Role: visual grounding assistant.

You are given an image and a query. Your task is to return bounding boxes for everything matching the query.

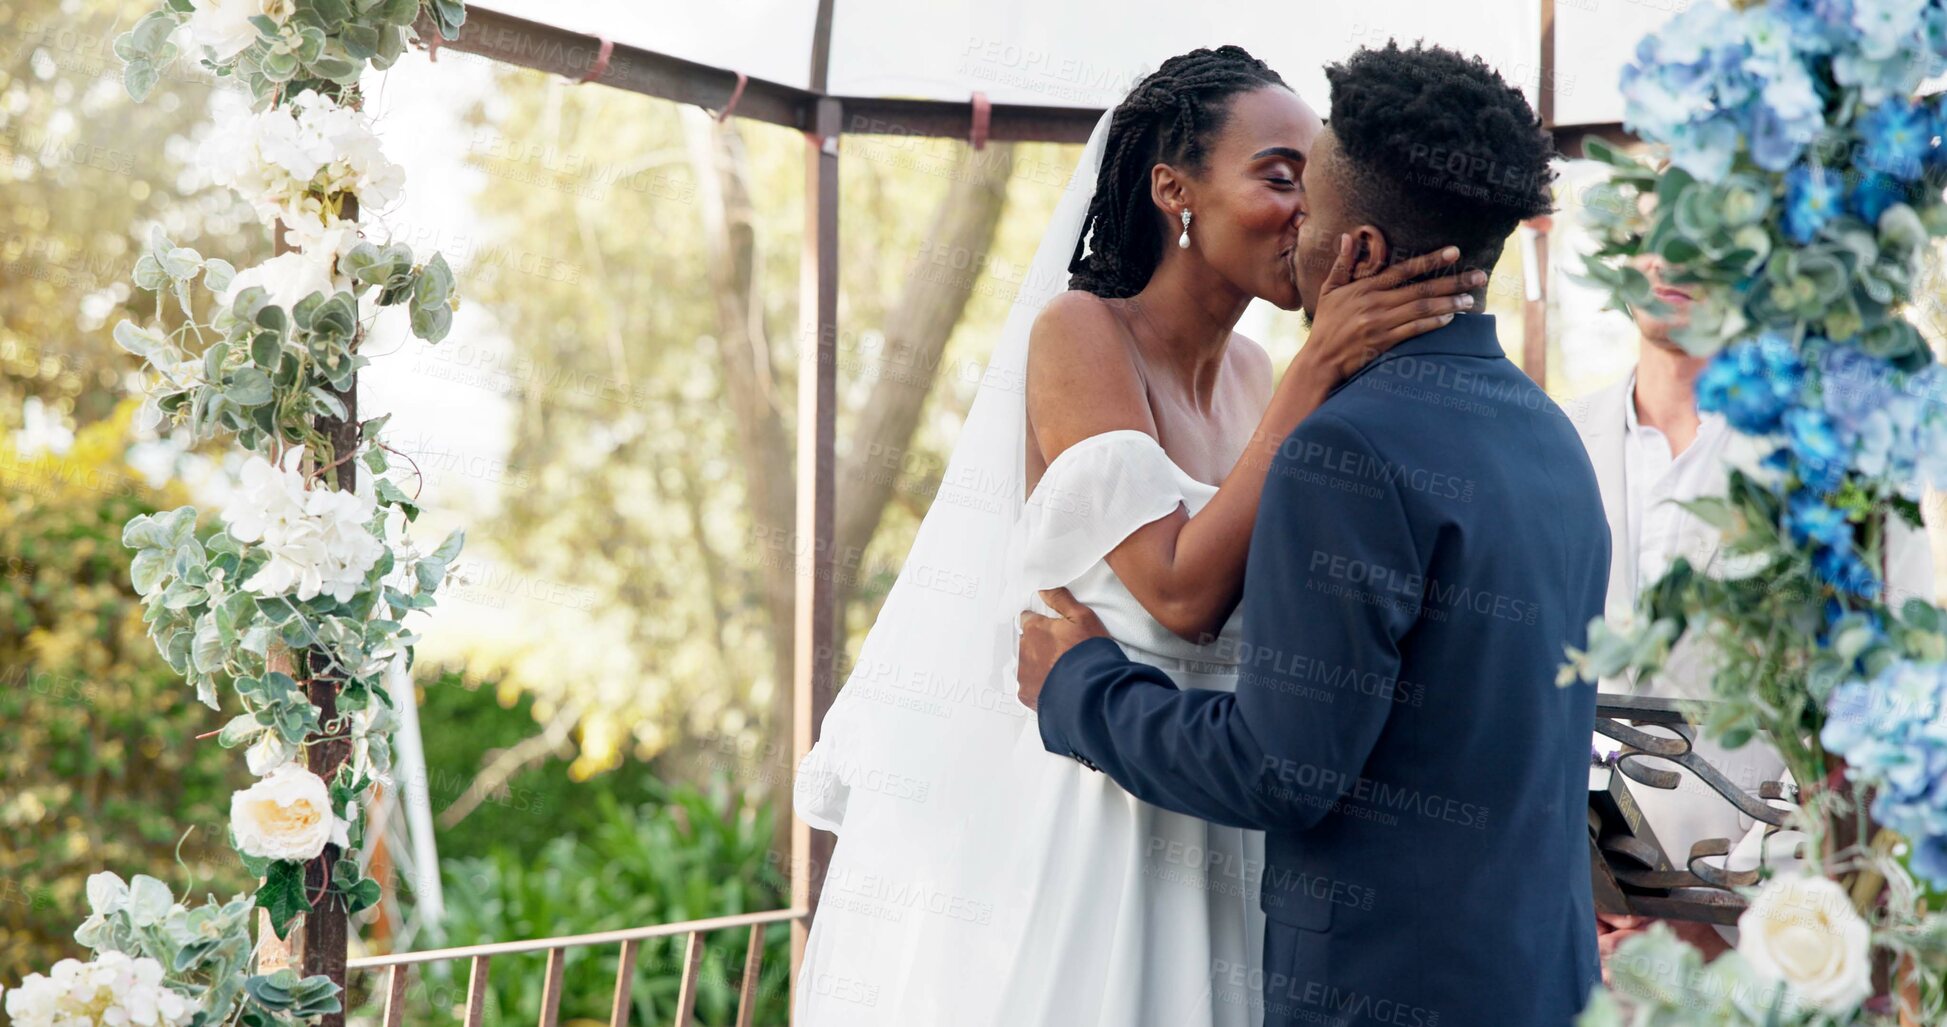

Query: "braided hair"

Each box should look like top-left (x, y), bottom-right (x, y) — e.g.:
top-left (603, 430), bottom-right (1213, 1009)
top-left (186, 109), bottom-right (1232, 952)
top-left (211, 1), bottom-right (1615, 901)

top-left (1068, 46), bottom-right (1288, 299)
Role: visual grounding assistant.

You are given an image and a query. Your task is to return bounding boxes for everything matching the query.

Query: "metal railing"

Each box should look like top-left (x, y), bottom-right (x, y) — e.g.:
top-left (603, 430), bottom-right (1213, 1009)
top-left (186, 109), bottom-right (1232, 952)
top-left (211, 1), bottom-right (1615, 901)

top-left (345, 908), bottom-right (805, 1027)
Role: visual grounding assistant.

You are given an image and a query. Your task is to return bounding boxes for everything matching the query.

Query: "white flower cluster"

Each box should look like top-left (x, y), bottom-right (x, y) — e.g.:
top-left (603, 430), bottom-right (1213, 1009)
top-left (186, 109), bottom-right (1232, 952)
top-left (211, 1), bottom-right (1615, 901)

top-left (0, 952), bottom-right (195, 1027)
top-left (201, 89), bottom-right (404, 251)
top-left (221, 447), bottom-right (385, 603)
top-left (231, 763), bottom-right (351, 859)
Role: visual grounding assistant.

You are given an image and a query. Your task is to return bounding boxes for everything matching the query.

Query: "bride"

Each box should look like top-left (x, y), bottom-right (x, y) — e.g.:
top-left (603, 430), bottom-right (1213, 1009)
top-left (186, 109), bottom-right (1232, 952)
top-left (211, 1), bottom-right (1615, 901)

top-left (793, 45), bottom-right (1478, 1026)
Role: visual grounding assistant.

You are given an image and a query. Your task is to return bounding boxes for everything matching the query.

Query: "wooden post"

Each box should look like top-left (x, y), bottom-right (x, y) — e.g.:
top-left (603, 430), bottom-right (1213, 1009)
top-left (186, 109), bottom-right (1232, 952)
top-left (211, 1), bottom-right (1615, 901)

top-left (1525, 0), bottom-right (1556, 387)
top-left (788, 94), bottom-right (841, 1012)
top-left (264, 202), bottom-right (356, 1026)
top-left (1522, 226), bottom-right (1549, 386)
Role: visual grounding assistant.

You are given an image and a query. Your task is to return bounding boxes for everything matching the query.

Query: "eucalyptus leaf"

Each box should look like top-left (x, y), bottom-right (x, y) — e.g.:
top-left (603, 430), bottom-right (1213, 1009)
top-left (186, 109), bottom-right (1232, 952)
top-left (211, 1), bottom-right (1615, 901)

top-left (224, 367), bottom-right (275, 407)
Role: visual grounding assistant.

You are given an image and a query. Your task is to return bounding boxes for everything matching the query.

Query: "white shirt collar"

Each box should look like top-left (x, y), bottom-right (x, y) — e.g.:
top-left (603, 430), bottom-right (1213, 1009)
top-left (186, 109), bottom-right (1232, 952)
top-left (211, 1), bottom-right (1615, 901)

top-left (1623, 368), bottom-right (1725, 443)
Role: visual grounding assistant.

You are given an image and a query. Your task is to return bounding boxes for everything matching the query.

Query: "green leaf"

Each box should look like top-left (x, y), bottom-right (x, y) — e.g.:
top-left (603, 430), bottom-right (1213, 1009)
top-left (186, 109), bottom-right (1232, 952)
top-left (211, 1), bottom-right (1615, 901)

top-left (360, 412), bottom-right (393, 441)
top-left (130, 549), bottom-right (169, 594)
top-left (132, 253), bottom-right (167, 290)
top-left (217, 714), bottom-right (262, 748)
top-left (127, 874), bottom-right (175, 926)
top-left (224, 367), bottom-right (275, 407)
top-left (113, 319), bottom-right (165, 358)
top-left (255, 861), bottom-right (311, 939)
top-left (250, 332), bottom-right (283, 373)
top-left (412, 254), bottom-right (454, 309)
top-left (374, 478), bottom-right (419, 522)
top-left (123, 60), bottom-right (161, 102)
top-left (262, 49), bottom-right (299, 81)
top-left (203, 257), bottom-right (237, 293)
top-left (312, 54), bottom-right (361, 82)
top-left (308, 386), bottom-right (348, 421)
top-left (192, 618), bottom-right (226, 674)
top-left (429, 527), bottom-right (465, 566)
top-left (343, 877), bottom-right (381, 914)
top-left (340, 23), bottom-right (381, 59)
top-left (161, 246), bottom-right (202, 280)
top-left (410, 301), bottom-right (452, 342)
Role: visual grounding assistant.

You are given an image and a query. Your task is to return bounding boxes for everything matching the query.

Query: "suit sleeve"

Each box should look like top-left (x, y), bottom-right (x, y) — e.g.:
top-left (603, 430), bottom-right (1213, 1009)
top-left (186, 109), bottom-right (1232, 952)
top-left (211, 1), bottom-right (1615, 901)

top-left (1036, 412), bottom-right (1426, 831)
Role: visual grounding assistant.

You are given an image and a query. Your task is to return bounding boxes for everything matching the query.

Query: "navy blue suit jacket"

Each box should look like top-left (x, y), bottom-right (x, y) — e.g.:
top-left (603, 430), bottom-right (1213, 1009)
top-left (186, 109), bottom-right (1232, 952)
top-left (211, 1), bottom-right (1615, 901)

top-left (1038, 314), bottom-right (1608, 1027)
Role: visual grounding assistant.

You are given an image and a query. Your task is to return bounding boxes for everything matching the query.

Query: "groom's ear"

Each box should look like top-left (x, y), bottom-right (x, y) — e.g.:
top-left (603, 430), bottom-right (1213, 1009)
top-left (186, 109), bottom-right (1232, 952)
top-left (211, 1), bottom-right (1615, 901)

top-left (1349, 225), bottom-right (1390, 281)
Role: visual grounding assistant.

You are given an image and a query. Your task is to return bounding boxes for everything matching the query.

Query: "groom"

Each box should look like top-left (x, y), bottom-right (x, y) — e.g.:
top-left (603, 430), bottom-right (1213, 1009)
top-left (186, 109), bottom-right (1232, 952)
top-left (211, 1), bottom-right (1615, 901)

top-left (1018, 43), bottom-right (1607, 1027)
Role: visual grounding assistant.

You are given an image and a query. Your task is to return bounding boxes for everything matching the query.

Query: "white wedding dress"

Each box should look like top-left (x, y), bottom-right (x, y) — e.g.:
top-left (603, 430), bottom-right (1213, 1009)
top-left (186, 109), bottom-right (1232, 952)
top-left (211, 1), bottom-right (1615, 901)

top-left (796, 430), bottom-right (1264, 1026)
top-left (791, 109), bottom-right (1264, 1026)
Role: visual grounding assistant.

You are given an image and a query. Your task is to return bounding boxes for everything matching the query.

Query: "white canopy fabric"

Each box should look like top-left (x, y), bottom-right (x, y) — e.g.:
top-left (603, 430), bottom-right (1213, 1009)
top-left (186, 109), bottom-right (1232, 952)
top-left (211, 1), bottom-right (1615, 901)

top-left (478, 0), bottom-right (1658, 126)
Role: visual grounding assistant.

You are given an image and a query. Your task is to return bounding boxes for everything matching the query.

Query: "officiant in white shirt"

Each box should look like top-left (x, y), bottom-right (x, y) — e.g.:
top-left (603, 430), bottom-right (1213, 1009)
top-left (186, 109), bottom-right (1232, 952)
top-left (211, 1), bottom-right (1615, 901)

top-left (1564, 248), bottom-right (1937, 965)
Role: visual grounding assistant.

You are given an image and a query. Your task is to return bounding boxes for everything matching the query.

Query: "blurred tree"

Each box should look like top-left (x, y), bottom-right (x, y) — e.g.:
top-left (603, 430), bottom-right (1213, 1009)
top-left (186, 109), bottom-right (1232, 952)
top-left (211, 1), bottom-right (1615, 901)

top-left (440, 73), bottom-right (1074, 831)
top-left (0, 0), bottom-right (254, 434)
top-left (0, 403), bottom-right (251, 972)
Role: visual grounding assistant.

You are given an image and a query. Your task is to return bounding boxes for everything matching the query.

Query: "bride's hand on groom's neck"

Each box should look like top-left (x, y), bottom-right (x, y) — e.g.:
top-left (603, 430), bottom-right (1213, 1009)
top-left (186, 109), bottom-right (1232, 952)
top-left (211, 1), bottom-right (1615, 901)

top-left (1293, 233), bottom-right (1481, 384)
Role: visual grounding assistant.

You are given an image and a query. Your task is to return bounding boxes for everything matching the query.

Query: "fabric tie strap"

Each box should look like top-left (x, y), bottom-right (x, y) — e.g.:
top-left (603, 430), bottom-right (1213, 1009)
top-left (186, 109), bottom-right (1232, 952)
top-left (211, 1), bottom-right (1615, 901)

top-left (717, 71), bottom-right (748, 123)
top-left (970, 90), bottom-right (991, 150)
top-left (578, 36), bottom-right (614, 84)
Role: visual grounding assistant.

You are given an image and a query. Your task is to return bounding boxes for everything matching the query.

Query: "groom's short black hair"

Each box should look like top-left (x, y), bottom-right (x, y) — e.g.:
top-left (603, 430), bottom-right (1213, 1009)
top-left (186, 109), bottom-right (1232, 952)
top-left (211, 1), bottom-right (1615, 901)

top-left (1325, 41), bottom-right (1556, 270)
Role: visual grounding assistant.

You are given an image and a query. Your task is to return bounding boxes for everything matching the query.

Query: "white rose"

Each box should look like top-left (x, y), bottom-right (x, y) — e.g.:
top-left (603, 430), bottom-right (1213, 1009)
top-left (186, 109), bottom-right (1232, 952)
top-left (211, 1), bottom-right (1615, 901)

top-left (221, 250), bottom-right (337, 314)
top-left (230, 763), bottom-right (349, 861)
top-left (186, 0), bottom-right (262, 61)
top-left (1736, 873), bottom-right (1874, 1014)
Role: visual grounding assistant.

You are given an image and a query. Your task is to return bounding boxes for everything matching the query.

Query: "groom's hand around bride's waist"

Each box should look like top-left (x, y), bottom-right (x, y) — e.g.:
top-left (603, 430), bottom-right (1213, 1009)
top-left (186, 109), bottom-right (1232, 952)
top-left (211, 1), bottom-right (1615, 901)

top-left (1017, 588), bottom-right (1110, 711)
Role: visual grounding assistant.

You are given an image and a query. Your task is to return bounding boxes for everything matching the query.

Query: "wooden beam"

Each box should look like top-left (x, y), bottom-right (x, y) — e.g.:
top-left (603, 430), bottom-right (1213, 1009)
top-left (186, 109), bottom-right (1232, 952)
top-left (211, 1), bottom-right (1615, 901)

top-left (788, 95), bottom-right (841, 1010)
top-left (840, 97), bottom-right (1102, 145)
top-left (415, 6), bottom-right (812, 131)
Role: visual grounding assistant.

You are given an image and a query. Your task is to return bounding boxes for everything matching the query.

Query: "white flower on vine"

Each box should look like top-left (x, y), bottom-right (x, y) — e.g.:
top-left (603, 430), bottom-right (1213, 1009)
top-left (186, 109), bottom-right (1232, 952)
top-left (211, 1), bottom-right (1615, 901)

top-left (202, 89), bottom-right (404, 243)
top-left (230, 763), bottom-right (349, 861)
top-left (245, 731), bottom-right (302, 776)
top-left (221, 447), bottom-right (384, 603)
top-left (1, 951), bottom-right (195, 1027)
top-left (185, 0), bottom-right (293, 62)
top-left (221, 249), bottom-right (337, 315)
top-left (1736, 873), bottom-right (1873, 1014)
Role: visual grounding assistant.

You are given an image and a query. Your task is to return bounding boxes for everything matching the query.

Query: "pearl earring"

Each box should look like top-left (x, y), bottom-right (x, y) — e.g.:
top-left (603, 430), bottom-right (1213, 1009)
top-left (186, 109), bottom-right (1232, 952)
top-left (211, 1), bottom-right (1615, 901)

top-left (1178, 209), bottom-right (1192, 249)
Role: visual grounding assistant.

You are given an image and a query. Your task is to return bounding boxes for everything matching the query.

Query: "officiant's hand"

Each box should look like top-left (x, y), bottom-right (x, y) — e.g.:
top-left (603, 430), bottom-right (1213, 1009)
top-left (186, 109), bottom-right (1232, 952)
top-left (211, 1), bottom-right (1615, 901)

top-left (1017, 588), bottom-right (1109, 710)
top-left (1595, 913), bottom-right (1730, 985)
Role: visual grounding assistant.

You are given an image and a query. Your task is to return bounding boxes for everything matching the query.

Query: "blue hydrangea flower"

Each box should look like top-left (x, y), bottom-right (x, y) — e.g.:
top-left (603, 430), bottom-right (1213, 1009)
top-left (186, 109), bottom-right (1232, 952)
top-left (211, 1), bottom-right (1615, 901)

top-left (1848, 170), bottom-right (1904, 223)
top-left (1786, 488), bottom-right (1853, 548)
top-left (1785, 164), bottom-right (1845, 242)
top-left (1915, 834), bottom-right (1947, 889)
top-left (1775, 0), bottom-right (1851, 52)
top-left (1814, 544), bottom-right (1882, 598)
top-left (1787, 407), bottom-right (1848, 491)
top-left (1859, 99), bottom-right (1934, 180)
top-left (1839, 0), bottom-right (1947, 103)
top-left (1819, 345), bottom-right (1897, 427)
top-left (1933, 95), bottom-right (1947, 169)
top-left (1821, 659), bottom-right (1947, 890)
top-left (1698, 334), bottom-right (1805, 434)
top-left (1619, 5), bottom-right (1755, 182)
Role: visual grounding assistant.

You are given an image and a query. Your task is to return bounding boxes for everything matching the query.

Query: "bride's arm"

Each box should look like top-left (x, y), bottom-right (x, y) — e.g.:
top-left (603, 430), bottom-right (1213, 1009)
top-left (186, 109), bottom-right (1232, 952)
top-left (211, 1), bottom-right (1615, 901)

top-left (1028, 239), bottom-right (1480, 642)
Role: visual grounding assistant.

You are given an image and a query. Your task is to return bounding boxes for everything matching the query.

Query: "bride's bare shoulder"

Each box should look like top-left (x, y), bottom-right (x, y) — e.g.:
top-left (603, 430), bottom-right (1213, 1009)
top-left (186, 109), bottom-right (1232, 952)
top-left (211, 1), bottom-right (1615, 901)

top-left (1028, 290), bottom-right (1138, 377)
top-left (1026, 290), bottom-right (1153, 452)
top-left (1031, 290), bottom-right (1123, 345)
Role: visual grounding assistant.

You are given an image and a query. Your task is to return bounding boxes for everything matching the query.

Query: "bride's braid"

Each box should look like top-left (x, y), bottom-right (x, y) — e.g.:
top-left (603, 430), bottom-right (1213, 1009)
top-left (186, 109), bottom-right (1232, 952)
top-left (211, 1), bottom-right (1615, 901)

top-left (1068, 46), bottom-right (1287, 299)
